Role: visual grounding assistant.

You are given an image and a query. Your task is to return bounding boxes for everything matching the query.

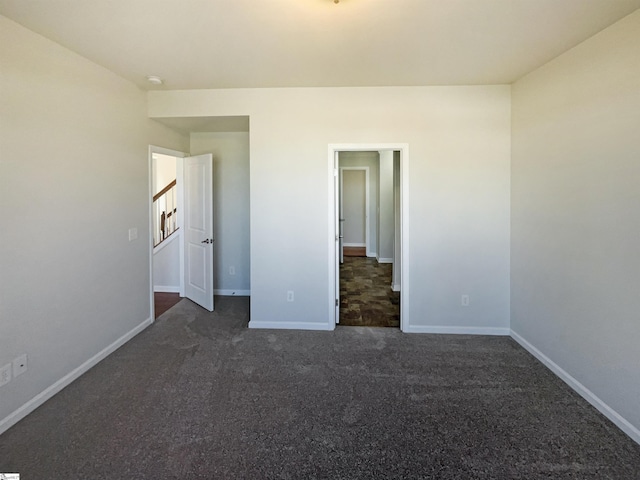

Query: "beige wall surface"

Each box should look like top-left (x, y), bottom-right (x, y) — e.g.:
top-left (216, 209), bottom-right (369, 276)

top-left (342, 169), bottom-right (367, 246)
top-left (0, 16), bottom-right (187, 430)
top-left (511, 11), bottom-right (640, 436)
top-left (149, 84), bottom-right (511, 331)
top-left (190, 132), bottom-right (251, 294)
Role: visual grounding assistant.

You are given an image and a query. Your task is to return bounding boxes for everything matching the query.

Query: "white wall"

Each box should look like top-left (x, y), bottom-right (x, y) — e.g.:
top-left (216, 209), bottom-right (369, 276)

top-left (153, 234), bottom-right (181, 292)
top-left (0, 16), bottom-right (188, 433)
top-left (149, 85), bottom-right (511, 332)
top-left (152, 153), bottom-right (177, 195)
top-left (378, 151), bottom-right (395, 262)
top-left (190, 132), bottom-right (250, 295)
top-left (339, 151), bottom-right (379, 256)
top-left (511, 10), bottom-right (640, 440)
top-left (342, 169), bottom-right (367, 246)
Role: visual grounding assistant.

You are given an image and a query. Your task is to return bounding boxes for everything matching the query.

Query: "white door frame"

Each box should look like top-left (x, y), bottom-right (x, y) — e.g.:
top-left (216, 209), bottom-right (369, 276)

top-left (339, 166), bottom-right (370, 256)
top-left (328, 143), bottom-right (410, 332)
top-left (148, 145), bottom-right (187, 321)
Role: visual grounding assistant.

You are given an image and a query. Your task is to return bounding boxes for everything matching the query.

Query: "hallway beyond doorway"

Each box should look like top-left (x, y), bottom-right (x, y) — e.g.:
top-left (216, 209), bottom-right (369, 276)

top-left (339, 257), bottom-right (399, 328)
top-left (343, 246), bottom-right (366, 257)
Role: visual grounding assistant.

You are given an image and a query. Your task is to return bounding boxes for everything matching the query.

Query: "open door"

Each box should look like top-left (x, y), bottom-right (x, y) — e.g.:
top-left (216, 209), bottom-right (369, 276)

top-left (183, 154), bottom-right (214, 311)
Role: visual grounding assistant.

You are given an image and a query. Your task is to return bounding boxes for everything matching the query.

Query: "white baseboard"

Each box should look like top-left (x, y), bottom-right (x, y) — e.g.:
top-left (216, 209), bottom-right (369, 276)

top-left (154, 285), bottom-right (180, 293)
top-left (214, 289), bottom-right (250, 296)
top-left (391, 284), bottom-right (401, 292)
top-left (0, 317), bottom-right (153, 436)
top-left (510, 330), bottom-right (640, 445)
top-left (343, 243), bottom-right (365, 247)
top-left (248, 320), bottom-right (334, 331)
top-left (404, 325), bottom-right (510, 336)
top-left (377, 258), bottom-right (393, 264)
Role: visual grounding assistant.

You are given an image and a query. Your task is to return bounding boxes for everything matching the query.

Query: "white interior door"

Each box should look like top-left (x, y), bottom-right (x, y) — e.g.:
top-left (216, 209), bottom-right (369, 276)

top-left (183, 154), bottom-right (214, 311)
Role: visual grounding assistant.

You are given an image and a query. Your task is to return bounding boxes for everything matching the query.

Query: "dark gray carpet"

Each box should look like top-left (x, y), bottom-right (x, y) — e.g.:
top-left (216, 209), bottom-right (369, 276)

top-left (1, 297), bottom-right (639, 479)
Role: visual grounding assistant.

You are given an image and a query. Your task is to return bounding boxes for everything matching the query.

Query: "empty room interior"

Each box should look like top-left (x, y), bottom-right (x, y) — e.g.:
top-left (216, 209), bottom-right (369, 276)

top-left (1, 0), bottom-right (639, 477)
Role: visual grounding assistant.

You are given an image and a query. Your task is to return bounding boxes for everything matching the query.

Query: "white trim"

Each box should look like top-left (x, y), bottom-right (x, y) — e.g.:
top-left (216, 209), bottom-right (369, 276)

top-left (248, 320), bottom-right (334, 331)
top-left (154, 285), bottom-right (180, 293)
top-left (176, 156), bottom-right (185, 297)
top-left (343, 242), bottom-right (366, 247)
top-left (400, 146), bottom-right (409, 333)
top-left (329, 143), bottom-right (410, 332)
top-left (0, 317), bottom-right (153, 436)
top-left (330, 151), bottom-right (338, 328)
top-left (391, 284), bottom-right (401, 292)
top-left (404, 325), bottom-right (510, 335)
top-left (213, 289), bottom-right (251, 296)
top-left (150, 145), bottom-right (187, 158)
top-left (377, 258), bottom-right (393, 264)
top-left (511, 330), bottom-right (640, 445)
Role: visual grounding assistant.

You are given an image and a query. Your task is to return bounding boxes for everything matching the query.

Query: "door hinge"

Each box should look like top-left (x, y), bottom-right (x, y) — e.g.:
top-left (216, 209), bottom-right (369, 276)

top-left (335, 299), bottom-right (339, 307)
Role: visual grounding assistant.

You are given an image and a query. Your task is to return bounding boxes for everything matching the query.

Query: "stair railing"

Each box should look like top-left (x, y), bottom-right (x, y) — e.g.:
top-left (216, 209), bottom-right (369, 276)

top-left (153, 179), bottom-right (178, 247)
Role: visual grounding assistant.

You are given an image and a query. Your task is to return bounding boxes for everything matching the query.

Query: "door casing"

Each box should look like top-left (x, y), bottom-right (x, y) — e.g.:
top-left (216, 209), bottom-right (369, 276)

top-left (328, 143), bottom-right (409, 332)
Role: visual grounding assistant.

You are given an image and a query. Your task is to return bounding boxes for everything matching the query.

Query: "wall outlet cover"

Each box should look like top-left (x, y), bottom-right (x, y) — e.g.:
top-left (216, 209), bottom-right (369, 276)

top-left (0, 363), bottom-right (11, 387)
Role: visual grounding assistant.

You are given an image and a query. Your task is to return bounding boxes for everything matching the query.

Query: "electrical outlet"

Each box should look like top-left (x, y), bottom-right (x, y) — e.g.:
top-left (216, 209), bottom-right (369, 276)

top-left (128, 227), bottom-right (138, 241)
top-left (287, 291), bottom-right (294, 302)
top-left (13, 354), bottom-right (27, 377)
top-left (0, 363), bottom-right (11, 387)
top-left (229, 266), bottom-right (236, 276)
top-left (461, 294), bottom-right (470, 307)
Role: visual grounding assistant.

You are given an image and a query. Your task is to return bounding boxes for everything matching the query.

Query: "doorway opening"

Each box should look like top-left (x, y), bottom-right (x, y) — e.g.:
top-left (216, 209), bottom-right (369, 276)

top-left (149, 146), bottom-right (184, 320)
top-left (148, 146), bottom-right (216, 319)
top-left (329, 145), bottom-right (409, 331)
top-left (340, 166), bottom-right (370, 258)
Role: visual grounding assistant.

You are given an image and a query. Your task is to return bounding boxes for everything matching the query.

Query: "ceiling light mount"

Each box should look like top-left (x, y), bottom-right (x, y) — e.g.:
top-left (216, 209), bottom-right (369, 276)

top-left (146, 75), bottom-right (163, 85)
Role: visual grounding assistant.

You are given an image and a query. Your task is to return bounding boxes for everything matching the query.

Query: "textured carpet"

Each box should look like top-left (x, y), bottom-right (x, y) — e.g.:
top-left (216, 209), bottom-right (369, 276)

top-left (340, 257), bottom-right (400, 327)
top-left (1, 297), bottom-right (639, 479)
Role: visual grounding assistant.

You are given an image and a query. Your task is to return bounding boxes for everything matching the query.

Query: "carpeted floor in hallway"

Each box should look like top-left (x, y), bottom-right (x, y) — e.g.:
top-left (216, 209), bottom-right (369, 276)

top-left (340, 256), bottom-right (400, 327)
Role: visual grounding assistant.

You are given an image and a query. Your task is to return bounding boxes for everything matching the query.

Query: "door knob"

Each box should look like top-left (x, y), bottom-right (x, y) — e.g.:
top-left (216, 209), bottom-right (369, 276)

top-left (201, 238), bottom-right (213, 244)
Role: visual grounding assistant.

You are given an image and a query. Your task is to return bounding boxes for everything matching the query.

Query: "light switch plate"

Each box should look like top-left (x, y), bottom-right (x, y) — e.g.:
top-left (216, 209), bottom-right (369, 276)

top-left (0, 363), bottom-right (11, 387)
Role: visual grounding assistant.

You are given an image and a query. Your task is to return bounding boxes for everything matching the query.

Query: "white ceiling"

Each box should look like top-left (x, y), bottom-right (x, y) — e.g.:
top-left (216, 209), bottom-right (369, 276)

top-left (1, 0), bottom-right (638, 90)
